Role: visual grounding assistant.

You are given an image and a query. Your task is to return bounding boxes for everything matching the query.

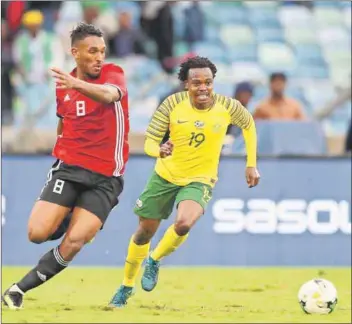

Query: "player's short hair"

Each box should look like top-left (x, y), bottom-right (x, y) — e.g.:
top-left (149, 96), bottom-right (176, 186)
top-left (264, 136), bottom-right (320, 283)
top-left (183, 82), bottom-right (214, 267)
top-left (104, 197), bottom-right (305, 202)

top-left (178, 56), bottom-right (217, 82)
top-left (270, 72), bottom-right (287, 82)
top-left (70, 23), bottom-right (103, 46)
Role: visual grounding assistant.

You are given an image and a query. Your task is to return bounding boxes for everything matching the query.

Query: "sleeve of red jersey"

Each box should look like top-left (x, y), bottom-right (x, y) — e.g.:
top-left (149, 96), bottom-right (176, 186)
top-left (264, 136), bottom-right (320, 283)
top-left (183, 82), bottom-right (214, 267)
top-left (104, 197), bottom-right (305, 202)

top-left (104, 64), bottom-right (127, 101)
top-left (56, 88), bottom-right (64, 118)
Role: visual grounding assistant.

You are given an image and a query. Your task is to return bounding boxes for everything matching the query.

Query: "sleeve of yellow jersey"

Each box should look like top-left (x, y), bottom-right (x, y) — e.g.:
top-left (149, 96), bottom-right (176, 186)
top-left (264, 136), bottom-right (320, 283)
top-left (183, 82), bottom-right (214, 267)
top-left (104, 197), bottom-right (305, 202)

top-left (228, 98), bottom-right (257, 167)
top-left (144, 97), bottom-right (172, 158)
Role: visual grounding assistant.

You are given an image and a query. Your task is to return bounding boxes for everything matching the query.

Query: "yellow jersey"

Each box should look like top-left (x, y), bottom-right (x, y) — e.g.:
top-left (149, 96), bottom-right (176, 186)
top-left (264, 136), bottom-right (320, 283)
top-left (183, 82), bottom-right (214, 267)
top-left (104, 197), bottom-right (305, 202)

top-left (146, 91), bottom-right (255, 187)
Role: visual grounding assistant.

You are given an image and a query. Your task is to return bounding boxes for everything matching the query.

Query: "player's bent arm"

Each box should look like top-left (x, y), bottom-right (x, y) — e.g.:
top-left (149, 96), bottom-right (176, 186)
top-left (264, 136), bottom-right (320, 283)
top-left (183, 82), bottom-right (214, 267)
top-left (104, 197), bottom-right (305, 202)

top-left (229, 99), bottom-right (257, 167)
top-left (143, 98), bottom-right (172, 157)
top-left (242, 120), bottom-right (257, 167)
top-left (73, 79), bottom-right (121, 104)
top-left (144, 138), bottom-right (161, 158)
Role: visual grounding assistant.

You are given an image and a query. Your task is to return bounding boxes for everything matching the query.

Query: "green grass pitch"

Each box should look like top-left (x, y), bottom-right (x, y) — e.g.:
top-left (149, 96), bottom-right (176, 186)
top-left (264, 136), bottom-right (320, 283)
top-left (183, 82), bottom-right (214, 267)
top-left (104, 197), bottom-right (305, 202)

top-left (2, 267), bottom-right (351, 323)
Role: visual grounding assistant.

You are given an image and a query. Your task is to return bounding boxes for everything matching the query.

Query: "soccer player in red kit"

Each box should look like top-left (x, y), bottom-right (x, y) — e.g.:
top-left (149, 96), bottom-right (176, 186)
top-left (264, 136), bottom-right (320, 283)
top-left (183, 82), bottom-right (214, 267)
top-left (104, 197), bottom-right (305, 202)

top-left (2, 23), bottom-right (129, 309)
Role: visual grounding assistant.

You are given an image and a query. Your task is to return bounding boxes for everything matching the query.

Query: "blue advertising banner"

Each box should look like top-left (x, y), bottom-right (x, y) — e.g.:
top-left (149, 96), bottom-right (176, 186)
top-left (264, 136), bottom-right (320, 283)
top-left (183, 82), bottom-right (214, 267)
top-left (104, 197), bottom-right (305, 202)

top-left (1, 155), bottom-right (351, 266)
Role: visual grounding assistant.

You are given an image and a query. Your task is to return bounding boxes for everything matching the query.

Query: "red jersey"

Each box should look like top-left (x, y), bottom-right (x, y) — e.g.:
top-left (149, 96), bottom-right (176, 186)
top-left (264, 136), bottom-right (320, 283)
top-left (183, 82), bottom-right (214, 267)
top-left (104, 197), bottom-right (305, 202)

top-left (53, 63), bottom-right (130, 177)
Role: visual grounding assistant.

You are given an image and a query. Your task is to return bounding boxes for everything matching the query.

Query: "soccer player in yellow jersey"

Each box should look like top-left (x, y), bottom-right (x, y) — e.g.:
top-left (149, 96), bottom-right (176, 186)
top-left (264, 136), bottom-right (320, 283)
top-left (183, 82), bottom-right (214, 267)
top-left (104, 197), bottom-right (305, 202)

top-left (109, 56), bottom-right (260, 307)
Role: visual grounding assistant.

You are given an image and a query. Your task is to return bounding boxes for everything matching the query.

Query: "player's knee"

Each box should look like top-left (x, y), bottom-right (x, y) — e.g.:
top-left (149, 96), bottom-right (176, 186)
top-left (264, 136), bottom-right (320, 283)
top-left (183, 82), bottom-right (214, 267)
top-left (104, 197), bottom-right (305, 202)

top-left (134, 228), bottom-right (154, 245)
top-left (174, 219), bottom-right (192, 236)
top-left (28, 227), bottom-right (49, 244)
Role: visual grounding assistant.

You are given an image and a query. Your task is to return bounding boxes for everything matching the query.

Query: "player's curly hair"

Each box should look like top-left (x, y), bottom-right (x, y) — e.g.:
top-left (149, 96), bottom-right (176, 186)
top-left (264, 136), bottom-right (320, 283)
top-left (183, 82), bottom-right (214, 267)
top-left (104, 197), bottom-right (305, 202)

top-left (70, 23), bottom-right (103, 46)
top-left (177, 56), bottom-right (217, 82)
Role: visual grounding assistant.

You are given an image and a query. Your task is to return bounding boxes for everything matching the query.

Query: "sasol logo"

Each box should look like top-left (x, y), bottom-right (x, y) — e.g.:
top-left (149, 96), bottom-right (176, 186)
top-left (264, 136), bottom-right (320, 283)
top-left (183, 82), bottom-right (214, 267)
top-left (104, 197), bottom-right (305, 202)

top-left (212, 199), bottom-right (351, 235)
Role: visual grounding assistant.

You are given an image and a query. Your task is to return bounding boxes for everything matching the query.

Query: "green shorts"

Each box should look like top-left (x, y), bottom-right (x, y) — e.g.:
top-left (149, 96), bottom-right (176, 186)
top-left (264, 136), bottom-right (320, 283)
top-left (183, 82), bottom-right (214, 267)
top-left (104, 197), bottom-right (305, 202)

top-left (134, 171), bottom-right (212, 220)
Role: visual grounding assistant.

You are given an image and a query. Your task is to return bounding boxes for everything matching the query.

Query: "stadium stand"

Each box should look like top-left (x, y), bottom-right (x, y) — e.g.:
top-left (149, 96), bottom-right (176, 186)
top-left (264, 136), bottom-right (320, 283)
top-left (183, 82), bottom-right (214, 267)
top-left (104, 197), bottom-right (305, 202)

top-left (2, 0), bottom-right (351, 155)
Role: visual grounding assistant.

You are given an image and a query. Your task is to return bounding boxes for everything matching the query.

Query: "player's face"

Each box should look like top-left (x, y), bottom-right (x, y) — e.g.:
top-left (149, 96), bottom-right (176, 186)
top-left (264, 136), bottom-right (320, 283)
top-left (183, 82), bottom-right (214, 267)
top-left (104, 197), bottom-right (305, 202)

top-left (270, 78), bottom-right (286, 97)
top-left (72, 36), bottom-right (106, 79)
top-left (187, 68), bottom-right (214, 108)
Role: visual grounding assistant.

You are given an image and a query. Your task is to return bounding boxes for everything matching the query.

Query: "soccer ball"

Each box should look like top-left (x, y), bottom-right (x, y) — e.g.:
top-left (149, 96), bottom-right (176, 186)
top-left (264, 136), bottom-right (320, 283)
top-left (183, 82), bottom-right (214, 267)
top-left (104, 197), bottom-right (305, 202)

top-left (298, 278), bottom-right (338, 314)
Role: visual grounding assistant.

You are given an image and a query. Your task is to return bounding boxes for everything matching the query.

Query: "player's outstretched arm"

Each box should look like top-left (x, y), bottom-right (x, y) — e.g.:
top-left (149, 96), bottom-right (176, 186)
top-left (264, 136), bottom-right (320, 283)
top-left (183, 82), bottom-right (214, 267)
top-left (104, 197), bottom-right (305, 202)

top-left (51, 67), bottom-right (121, 104)
top-left (229, 99), bottom-right (260, 187)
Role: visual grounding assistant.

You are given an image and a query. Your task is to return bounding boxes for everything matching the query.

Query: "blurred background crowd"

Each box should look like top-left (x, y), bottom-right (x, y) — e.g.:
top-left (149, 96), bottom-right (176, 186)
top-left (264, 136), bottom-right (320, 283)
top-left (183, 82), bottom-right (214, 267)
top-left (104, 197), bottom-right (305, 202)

top-left (1, 0), bottom-right (351, 155)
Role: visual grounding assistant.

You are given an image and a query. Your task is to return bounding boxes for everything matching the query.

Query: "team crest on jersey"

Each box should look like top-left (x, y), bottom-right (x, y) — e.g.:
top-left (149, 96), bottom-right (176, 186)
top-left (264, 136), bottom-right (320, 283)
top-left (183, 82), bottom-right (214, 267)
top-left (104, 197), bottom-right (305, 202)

top-left (194, 120), bottom-right (204, 128)
top-left (136, 199), bottom-right (143, 208)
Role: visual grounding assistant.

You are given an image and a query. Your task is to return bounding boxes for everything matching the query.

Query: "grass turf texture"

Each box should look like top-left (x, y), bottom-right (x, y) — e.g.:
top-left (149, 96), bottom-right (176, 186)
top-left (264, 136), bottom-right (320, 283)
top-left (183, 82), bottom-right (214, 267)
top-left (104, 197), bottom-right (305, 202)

top-left (2, 267), bottom-right (351, 323)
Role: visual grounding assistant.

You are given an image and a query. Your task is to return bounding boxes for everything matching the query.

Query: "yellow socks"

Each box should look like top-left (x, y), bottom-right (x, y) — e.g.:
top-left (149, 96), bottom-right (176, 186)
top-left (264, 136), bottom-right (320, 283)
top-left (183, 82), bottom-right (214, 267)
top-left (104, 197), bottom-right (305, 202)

top-left (151, 225), bottom-right (189, 261)
top-left (122, 226), bottom-right (189, 286)
top-left (122, 236), bottom-right (150, 287)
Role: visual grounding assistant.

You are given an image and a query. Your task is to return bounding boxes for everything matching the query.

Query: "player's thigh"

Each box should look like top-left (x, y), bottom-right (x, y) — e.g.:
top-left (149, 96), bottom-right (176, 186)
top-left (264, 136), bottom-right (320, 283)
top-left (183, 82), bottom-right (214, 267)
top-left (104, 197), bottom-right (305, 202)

top-left (134, 171), bottom-right (180, 220)
top-left (28, 201), bottom-right (71, 241)
top-left (74, 176), bottom-right (124, 226)
top-left (38, 159), bottom-right (79, 208)
top-left (29, 161), bottom-right (79, 238)
top-left (65, 207), bottom-right (102, 243)
top-left (175, 182), bottom-right (213, 225)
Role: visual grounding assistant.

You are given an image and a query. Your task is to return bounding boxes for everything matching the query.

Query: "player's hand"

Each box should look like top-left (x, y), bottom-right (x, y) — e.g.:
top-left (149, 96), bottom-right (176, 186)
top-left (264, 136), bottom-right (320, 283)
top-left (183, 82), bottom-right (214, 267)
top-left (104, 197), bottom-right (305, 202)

top-left (51, 67), bottom-right (78, 89)
top-left (245, 167), bottom-right (260, 188)
top-left (159, 140), bottom-right (173, 158)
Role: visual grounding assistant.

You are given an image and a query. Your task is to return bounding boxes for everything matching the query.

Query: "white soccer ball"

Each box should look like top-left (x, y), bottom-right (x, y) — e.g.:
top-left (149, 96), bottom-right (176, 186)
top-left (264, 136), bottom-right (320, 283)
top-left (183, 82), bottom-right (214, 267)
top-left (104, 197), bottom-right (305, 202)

top-left (298, 278), bottom-right (338, 314)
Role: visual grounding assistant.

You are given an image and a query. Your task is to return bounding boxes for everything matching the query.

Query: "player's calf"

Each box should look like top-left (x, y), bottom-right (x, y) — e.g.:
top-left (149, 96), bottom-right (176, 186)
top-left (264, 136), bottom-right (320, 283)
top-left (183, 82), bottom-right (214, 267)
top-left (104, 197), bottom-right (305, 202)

top-left (59, 235), bottom-right (86, 261)
top-left (47, 213), bottom-right (72, 241)
top-left (2, 246), bottom-right (70, 309)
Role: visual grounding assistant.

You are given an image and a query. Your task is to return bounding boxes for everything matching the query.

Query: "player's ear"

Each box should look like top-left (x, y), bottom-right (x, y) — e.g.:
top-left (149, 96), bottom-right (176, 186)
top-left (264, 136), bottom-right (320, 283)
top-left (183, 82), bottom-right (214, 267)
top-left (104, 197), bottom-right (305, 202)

top-left (71, 47), bottom-right (79, 59)
top-left (183, 81), bottom-right (188, 90)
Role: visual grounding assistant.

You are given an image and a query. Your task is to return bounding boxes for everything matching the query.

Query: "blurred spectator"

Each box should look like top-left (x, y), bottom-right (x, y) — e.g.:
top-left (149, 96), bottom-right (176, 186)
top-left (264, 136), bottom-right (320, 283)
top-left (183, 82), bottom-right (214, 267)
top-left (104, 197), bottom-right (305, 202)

top-left (184, 0), bottom-right (204, 49)
top-left (12, 10), bottom-right (64, 121)
top-left (141, 2), bottom-right (174, 74)
top-left (54, 1), bottom-right (83, 57)
top-left (81, 2), bottom-right (118, 52)
top-left (346, 120), bottom-right (352, 153)
top-left (253, 73), bottom-right (306, 121)
top-left (140, 2), bottom-right (164, 38)
top-left (1, 20), bottom-right (15, 125)
top-left (13, 10), bottom-right (64, 84)
top-left (111, 12), bottom-right (146, 58)
top-left (82, 3), bottom-right (99, 25)
top-left (234, 82), bottom-right (254, 108)
top-left (27, 1), bottom-right (62, 31)
top-left (55, 1), bottom-right (117, 57)
top-left (283, 0), bottom-right (313, 9)
top-left (28, 1), bottom-right (62, 11)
